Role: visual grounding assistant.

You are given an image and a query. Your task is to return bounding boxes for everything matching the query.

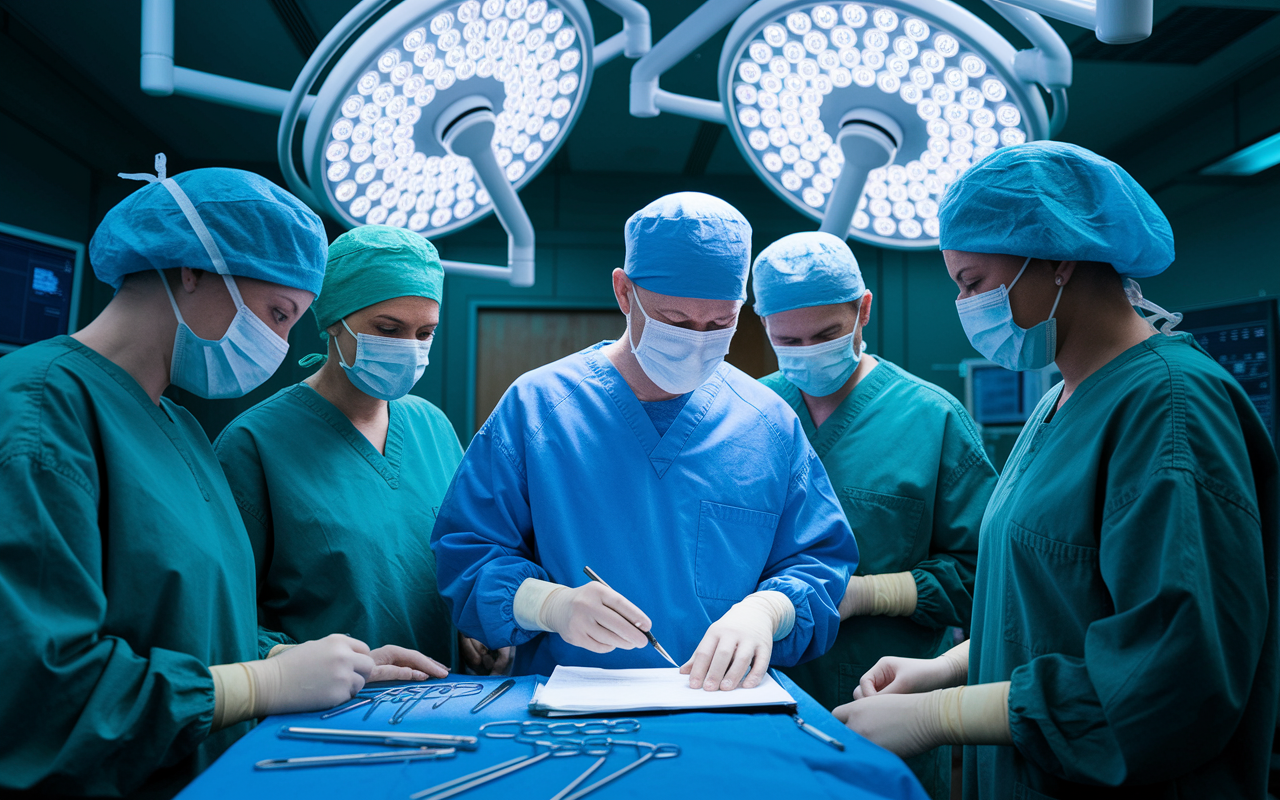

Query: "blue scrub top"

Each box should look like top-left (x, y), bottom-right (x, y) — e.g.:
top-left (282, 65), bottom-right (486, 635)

top-left (431, 342), bottom-right (860, 675)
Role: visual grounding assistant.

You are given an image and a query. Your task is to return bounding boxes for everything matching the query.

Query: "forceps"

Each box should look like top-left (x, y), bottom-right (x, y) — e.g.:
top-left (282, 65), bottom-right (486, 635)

top-left (255, 747), bottom-right (457, 770)
top-left (277, 726), bottom-right (479, 750)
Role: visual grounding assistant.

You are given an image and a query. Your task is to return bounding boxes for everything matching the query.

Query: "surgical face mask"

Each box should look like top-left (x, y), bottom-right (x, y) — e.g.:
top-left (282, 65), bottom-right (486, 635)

top-left (628, 290), bottom-right (736, 394)
top-left (335, 319), bottom-right (432, 401)
top-left (160, 273), bottom-right (289, 399)
top-left (955, 257), bottom-right (1063, 372)
top-left (770, 304), bottom-right (867, 397)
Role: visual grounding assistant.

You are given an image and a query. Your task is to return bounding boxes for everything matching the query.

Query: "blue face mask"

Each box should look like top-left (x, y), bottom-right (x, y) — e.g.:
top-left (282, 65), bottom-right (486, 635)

top-left (770, 309), bottom-right (866, 397)
top-left (161, 272), bottom-right (289, 399)
top-left (955, 257), bottom-right (1063, 372)
top-left (335, 319), bottom-right (432, 401)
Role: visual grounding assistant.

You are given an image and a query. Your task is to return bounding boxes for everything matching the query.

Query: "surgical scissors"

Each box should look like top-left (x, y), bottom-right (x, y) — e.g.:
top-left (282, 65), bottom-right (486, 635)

top-left (477, 719), bottom-right (641, 739)
top-left (409, 738), bottom-right (586, 800)
top-left (319, 683), bottom-right (485, 723)
top-left (560, 739), bottom-right (681, 800)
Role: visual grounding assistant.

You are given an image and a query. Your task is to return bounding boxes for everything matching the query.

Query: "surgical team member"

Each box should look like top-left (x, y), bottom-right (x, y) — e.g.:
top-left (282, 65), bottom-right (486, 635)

top-left (216, 226), bottom-right (493, 676)
top-left (838, 142), bottom-right (1279, 799)
top-left (431, 192), bottom-right (859, 691)
top-left (753, 232), bottom-right (994, 799)
top-left (0, 162), bottom-right (383, 797)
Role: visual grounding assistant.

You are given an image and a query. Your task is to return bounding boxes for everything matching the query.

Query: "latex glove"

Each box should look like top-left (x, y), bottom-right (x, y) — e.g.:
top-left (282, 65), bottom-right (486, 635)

top-left (839, 572), bottom-right (918, 619)
top-left (460, 636), bottom-right (515, 676)
top-left (369, 644), bottom-right (449, 682)
top-left (835, 682), bottom-right (1012, 759)
top-left (854, 640), bottom-right (969, 699)
top-left (515, 577), bottom-right (650, 653)
top-left (682, 591), bottom-right (795, 692)
top-left (209, 634), bottom-right (375, 730)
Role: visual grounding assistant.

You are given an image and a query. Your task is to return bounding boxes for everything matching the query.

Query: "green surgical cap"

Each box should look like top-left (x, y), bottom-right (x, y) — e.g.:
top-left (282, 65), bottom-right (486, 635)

top-left (312, 225), bottom-right (444, 341)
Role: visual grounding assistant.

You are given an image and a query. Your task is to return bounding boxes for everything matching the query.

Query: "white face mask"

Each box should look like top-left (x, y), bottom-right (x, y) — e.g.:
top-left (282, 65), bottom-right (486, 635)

top-left (335, 319), bottom-right (432, 402)
top-left (772, 328), bottom-right (866, 397)
top-left (628, 290), bottom-right (736, 394)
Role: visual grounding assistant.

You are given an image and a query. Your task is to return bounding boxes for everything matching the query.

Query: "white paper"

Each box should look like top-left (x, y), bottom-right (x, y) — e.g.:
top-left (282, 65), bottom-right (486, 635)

top-left (532, 667), bottom-right (796, 715)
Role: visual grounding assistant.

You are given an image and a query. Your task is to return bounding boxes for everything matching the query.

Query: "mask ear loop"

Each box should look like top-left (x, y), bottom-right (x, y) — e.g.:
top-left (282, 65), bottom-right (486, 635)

top-left (627, 289), bottom-right (649, 355)
top-left (1124, 279), bottom-right (1183, 334)
top-left (336, 319), bottom-right (361, 369)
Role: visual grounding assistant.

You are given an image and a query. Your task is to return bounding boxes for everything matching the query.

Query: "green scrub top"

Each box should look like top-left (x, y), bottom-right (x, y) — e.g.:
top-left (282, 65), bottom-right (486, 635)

top-left (214, 383), bottom-right (464, 664)
top-left (967, 333), bottom-right (1279, 799)
top-left (0, 337), bottom-right (260, 798)
top-left (767, 357), bottom-right (995, 800)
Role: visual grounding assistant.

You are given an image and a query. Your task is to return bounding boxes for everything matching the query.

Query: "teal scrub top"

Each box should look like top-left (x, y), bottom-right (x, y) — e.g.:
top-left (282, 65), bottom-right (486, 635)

top-left (767, 357), bottom-right (995, 800)
top-left (214, 383), bottom-right (464, 663)
top-left (967, 333), bottom-right (1280, 799)
top-left (0, 337), bottom-right (260, 798)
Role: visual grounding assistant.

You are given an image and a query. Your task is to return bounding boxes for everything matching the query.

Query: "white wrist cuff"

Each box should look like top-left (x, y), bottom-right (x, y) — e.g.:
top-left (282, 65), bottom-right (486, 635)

top-left (932, 682), bottom-right (1012, 746)
top-left (513, 577), bottom-right (565, 632)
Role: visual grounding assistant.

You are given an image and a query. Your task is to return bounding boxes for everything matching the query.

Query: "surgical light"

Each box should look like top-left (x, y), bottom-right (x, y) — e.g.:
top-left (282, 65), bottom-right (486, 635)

top-left (1200, 131), bottom-right (1280, 177)
top-left (138, 0), bottom-right (650, 285)
top-left (720, 0), bottom-right (1050, 247)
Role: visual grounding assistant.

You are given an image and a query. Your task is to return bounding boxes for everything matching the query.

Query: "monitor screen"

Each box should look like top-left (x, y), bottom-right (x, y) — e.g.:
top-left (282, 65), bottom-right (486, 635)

top-left (0, 225), bottom-right (84, 350)
top-left (967, 362), bottom-right (1060, 426)
top-left (1179, 298), bottom-right (1277, 441)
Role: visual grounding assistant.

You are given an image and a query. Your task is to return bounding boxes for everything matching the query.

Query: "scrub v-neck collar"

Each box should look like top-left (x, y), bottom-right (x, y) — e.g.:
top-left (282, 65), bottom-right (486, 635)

top-left (584, 345), bottom-right (725, 479)
top-left (290, 383), bottom-right (405, 488)
top-left (782, 357), bottom-right (893, 458)
top-left (59, 336), bottom-right (217, 500)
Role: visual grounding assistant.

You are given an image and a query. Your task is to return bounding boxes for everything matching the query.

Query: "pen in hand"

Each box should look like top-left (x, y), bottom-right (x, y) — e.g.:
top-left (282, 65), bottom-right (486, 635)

top-left (582, 566), bottom-right (679, 667)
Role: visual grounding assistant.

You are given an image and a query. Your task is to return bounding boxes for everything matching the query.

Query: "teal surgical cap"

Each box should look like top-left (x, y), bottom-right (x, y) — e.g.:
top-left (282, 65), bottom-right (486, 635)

top-left (623, 192), bottom-right (752, 301)
top-left (752, 231), bottom-right (865, 317)
top-left (312, 225), bottom-right (444, 341)
top-left (90, 166), bottom-right (328, 295)
top-left (938, 142), bottom-right (1174, 278)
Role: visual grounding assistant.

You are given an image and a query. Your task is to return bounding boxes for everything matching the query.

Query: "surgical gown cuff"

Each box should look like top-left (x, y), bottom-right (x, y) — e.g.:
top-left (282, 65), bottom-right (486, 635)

top-left (748, 590), bottom-right (796, 641)
top-left (513, 577), bottom-right (565, 632)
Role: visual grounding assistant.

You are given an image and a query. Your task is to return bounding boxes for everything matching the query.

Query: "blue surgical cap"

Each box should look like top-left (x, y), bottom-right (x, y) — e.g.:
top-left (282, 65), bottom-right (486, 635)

top-left (937, 142), bottom-right (1174, 278)
top-left (751, 232), bottom-right (865, 317)
top-left (90, 167), bottom-right (328, 295)
top-left (623, 192), bottom-right (752, 301)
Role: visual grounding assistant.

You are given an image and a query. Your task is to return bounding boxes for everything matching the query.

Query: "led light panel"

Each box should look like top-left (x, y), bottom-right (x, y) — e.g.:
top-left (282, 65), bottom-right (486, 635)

top-left (721, 1), bottom-right (1047, 248)
top-left (305, 0), bottom-right (590, 236)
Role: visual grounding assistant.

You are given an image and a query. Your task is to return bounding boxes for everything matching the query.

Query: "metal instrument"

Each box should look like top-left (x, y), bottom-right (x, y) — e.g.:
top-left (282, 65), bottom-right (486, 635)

top-left (276, 726), bottom-right (479, 750)
top-left (255, 747), bottom-right (456, 770)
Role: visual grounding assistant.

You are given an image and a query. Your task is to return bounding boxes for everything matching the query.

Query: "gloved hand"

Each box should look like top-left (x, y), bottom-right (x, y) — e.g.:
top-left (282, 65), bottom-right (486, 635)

top-left (515, 578), bottom-right (650, 653)
top-left (682, 591), bottom-right (794, 692)
top-left (839, 572), bottom-right (918, 619)
top-left (460, 636), bottom-right (515, 676)
top-left (369, 644), bottom-right (450, 682)
top-left (854, 640), bottom-right (969, 699)
top-left (209, 634), bottom-right (375, 729)
top-left (835, 681), bottom-right (1012, 759)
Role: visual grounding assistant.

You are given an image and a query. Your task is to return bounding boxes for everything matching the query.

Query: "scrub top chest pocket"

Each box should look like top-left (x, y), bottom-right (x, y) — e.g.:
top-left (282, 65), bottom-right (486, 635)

top-left (695, 501), bottom-right (781, 601)
top-left (838, 486), bottom-right (925, 574)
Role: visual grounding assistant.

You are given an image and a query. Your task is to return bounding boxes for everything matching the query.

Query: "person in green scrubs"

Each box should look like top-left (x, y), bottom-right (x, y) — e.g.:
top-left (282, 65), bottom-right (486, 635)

top-left (0, 163), bottom-right (425, 797)
top-left (837, 142), bottom-right (1279, 800)
top-left (216, 225), bottom-right (505, 675)
top-left (752, 231), bottom-right (995, 799)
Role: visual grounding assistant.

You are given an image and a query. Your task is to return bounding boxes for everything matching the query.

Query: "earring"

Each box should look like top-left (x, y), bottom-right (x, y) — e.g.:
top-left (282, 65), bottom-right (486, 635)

top-left (1055, 276), bottom-right (1063, 285)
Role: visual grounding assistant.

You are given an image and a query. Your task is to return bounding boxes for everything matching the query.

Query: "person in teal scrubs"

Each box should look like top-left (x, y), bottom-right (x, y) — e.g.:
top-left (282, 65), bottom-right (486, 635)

top-left (216, 226), bottom-right (504, 675)
top-left (0, 162), bottom-right (412, 797)
top-left (838, 142), bottom-right (1279, 800)
top-left (753, 231), bottom-right (995, 800)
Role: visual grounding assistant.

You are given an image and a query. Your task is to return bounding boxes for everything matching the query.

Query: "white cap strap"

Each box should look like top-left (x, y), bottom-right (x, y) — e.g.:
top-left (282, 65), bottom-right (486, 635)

top-left (1124, 278), bottom-right (1183, 334)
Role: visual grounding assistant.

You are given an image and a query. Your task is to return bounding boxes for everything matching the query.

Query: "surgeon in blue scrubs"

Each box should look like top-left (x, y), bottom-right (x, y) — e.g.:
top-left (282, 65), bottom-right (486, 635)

top-left (754, 232), bottom-right (994, 799)
top-left (838, 143), bottom-right (1279, 800)
top-left (431, 192), bottom-right (859, 691)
